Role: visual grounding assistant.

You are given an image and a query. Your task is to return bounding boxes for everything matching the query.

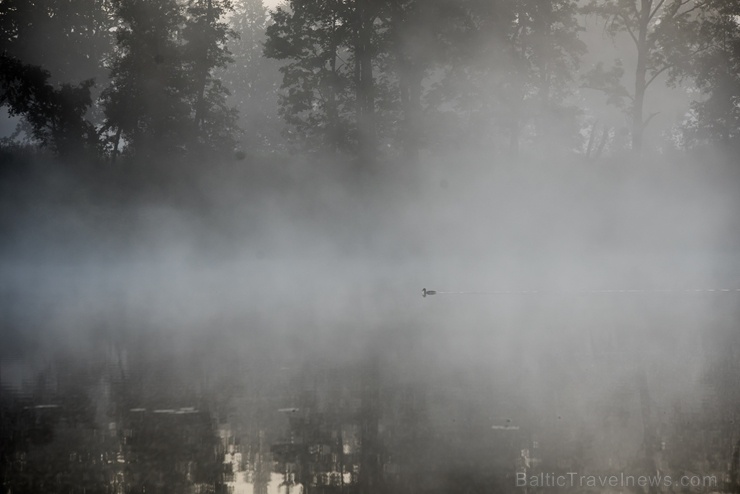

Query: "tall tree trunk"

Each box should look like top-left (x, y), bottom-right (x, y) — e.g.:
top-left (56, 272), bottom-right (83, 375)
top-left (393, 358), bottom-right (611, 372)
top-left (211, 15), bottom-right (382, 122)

top-left (632, 0), bottom-right (651, 155)
top-left (354, 0), bottom-right (376, 168)
top-left (111, 127), bottom-right (122, 164)
top-left (391, 3), bottom-right (423, 164)
top-left (402, 69), bottom-right (423, 163)
top-left (194, 0), bottom-right (213, 136)
top-left (535, 0), bottom-right (553, 145)
top-left (328, 10), bottom-right (340, 154)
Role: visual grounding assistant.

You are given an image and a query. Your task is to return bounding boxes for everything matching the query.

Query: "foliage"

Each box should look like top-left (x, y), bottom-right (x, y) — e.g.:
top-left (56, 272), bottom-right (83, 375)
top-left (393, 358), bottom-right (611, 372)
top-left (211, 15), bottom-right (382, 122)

top-left (680, 1), bottom-right (740, 148)
top-left (425, 0), bottom-right (585, 155)
top-left (183, 0), bottom-right (240, 155)
top-left (101, 0), bottom-right (238, 161)
top-left (101, 0), bottom-right (191, 160)
top-left (581, 0), bottom-right (703, 152)
top-left (222, 0), bottom-right (283, 152)
top-left (264, 0), bottom-right (361, 155)
top-left (0, 0), bottom-right (113, 85)
top-left (0, 55), bottom-right (99, 158)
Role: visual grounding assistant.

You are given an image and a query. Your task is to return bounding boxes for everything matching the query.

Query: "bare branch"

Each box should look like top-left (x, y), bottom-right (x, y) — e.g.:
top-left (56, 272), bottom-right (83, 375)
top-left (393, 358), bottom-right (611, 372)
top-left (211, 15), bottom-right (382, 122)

top-left (674, 3), bottom-right (702, 19)
top-left (649, 0), bottom-right (666, 21)
top-left (644, 111), bottom-right (661, 128)
top-left (645, 63), bottom-right (671, 89)
top-left (620, 13), bottom-right (639, 46)
top-left (687, 42), bottom-right (715, 59)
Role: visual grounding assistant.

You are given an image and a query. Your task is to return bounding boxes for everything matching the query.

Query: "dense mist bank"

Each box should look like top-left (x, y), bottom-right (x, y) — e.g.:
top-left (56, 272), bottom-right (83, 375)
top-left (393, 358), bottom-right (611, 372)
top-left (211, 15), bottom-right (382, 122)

top-left (2, 148), bottom-right (740, 492)
top-left (3, 149), bottom-right (739, 373)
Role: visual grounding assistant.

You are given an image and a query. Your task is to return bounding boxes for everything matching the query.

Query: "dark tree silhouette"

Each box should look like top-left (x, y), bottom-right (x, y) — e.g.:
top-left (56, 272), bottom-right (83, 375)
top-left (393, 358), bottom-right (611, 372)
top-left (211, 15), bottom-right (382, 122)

top-left (223, 0), bottom-right (283, 153)
top-left (582, 0), bottom-right (703, 154)
top-left (183, 0), bottom-right (240, 156)
top-left (679, 0), bottom-right (740, 149)
top-left (265, 1), bottom-right (362, 157)
top-left (0, 0), bottom-right (112, 86)
top-left (102, 0), bottom-right (238, 162)
top-left (0, 55), bottom-right (99, 158)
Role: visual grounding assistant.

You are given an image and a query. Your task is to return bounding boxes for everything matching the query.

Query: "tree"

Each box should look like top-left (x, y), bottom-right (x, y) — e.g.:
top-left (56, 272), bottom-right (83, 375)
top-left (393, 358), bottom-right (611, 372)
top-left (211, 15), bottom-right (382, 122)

top-left (352, 1), bottom-right (382, 167)
top-left (182, 0), bottom-right (240, 156)
top-left (582, 0), bottom-right (703, 154)
top-left (223, 0), bottom-right (283, 152)
top-left (267, 0), bottom-right (584, 163)
top-left (265, 1), bottom-right (360, 157)
top-left (0, 55), bottom-right (99, 158)
top-left (0, 0), bottom-right (113, 144)
top-left (680, 0), bottom-right (740, 149)
top-left (422, 0), bottom-right (504, 149)
top-left (102, 0), bottom-right (238, 161)
top-left (101, 0), bottom-right (191, 160)
top-left (382, 0), bottom-right (453, 162)
top-left (424, 0), bottom-right (585, 157)
top-left (0, 0), bottom-right (113, 86)
top-left (501, 0), bottom-right (585, 155)
top-left (266, 0), bottom-right (412, 168)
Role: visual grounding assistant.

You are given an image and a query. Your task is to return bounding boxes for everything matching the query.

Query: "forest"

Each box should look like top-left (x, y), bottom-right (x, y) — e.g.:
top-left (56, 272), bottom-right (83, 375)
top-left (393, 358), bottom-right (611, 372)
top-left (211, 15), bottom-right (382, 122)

top-left (1, 0), bottom-right (740, 493)
top-left (1, 0), bottom-right (739, 168)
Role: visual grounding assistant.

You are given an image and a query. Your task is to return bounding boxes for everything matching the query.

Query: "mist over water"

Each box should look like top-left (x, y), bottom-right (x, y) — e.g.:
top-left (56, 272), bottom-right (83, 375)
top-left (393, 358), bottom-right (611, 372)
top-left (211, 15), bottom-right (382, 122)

top-left (3, 154), bottom-right (739, 487)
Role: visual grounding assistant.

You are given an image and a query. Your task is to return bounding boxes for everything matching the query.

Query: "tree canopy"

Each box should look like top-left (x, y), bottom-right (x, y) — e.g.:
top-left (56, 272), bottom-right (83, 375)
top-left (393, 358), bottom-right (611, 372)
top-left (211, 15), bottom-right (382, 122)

top-left (0, 0), bottom-right (738, 162)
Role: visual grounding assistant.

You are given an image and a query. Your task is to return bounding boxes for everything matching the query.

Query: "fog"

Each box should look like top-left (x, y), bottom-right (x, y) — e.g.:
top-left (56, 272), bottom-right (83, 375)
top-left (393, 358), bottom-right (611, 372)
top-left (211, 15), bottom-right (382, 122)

top-left (3, 152), bottom-right (739, 486)
top-left (2, 1), bottom-right (740, 493)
